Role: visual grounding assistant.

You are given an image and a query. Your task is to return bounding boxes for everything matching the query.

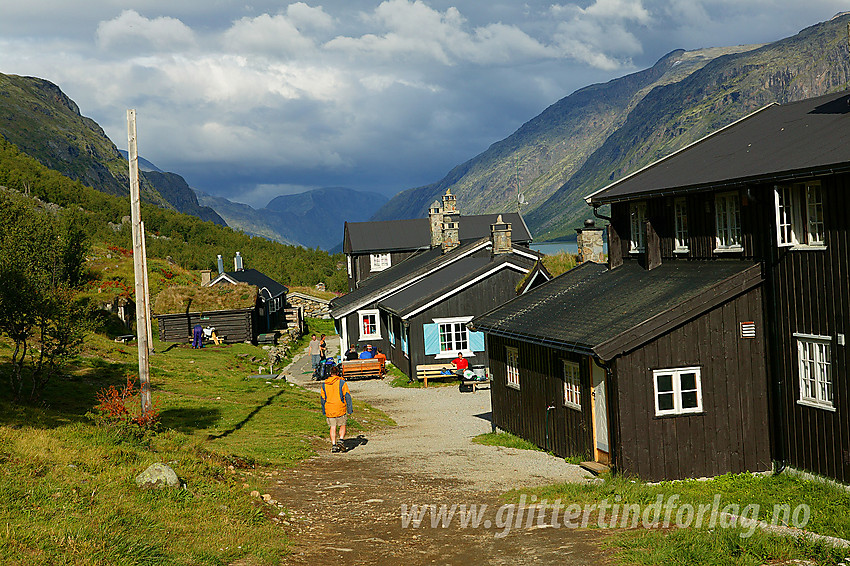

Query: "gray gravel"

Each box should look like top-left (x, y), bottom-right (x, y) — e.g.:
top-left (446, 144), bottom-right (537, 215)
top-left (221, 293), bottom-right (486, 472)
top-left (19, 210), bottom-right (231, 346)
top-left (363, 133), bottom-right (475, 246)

top-left (283, 336), bottom-right (592, 492)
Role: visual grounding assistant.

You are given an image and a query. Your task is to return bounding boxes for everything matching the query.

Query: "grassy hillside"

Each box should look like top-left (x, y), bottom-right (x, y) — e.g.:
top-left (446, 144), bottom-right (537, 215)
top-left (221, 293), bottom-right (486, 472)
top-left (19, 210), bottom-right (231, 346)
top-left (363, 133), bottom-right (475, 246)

top-left (0, 136), bottom-right (348, 292)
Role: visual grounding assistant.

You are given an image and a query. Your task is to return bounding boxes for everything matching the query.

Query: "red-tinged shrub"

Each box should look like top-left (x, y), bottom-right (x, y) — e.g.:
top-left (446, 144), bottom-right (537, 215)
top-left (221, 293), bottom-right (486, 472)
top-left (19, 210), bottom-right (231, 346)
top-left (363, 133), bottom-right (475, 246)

top-left (94, 373), bottom-right (160, 429)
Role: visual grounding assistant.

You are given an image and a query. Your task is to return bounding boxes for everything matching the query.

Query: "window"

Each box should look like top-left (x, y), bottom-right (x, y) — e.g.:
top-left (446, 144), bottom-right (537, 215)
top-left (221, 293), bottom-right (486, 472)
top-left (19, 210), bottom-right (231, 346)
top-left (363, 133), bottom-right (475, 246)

top-left (674, 197), bottom-right (689, 253)
top-left (795, 334), bottom-right (833, 410)
top-left (388, 319), bottom-right (396, 346)
top-left (439, 320), bottom-right (468, 353)
top-left (562, 360), bottom-right (581, 410)
top-left (714, 192), bottom-right (742, 251)
top-left (775, 182), bottom-right (825, 248)
top-left (629, 202), bottom-right (647, 252)
top-left (424, 317), bottom-right (484, 359)
top-left (370, 253), bottom-right (391, 272)
top-left (506, 347), bottom-right (520, 389)
top-left (653, 367), bottom-right (702, 416)
top-left (347, 255), bottom-right (352, 277)
top-left (401, 327), bottom-right (408, 356)
top-left (357, 309), bottom-right (381, 340)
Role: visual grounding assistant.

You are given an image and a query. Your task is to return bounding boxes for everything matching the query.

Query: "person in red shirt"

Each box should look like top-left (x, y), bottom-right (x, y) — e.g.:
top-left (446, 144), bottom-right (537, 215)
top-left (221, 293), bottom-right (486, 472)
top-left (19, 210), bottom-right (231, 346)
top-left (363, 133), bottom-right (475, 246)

top-left (451, 352), bottom-right (469, 376)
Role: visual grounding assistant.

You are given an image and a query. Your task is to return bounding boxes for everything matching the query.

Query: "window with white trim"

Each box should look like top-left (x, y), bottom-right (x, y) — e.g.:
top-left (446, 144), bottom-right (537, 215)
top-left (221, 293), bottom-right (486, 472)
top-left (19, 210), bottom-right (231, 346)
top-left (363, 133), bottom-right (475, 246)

top-left (357, 309), bottom-right (381, 340)
top-left (506, 347), bottom-right (520, 389)
top-left (795, 334), bottom-right (833, 410)
top-left (370, 253), bottom-right (391, 272)
top-left (714, 192), bottom-right (742, 251)
top-left (653, 367), bottom-right (702, 416)
top-left (774, 182), bottom-right (825, 248)
top-left (347, 255), bottom-right (352, 277)
top-left (439, 319), bottom-right (468, 353)
top-left (562, 360), bottom-right (581, 410)
top-left (629, 201), bottom-right (647, 252)
top-left (674, 197), bottom-right (689, 253)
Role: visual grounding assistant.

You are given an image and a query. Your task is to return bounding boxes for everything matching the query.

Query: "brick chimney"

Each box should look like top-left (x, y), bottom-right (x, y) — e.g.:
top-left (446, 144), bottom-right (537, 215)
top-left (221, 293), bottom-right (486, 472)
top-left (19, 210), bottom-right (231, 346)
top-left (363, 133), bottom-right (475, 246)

top-left (490, 215), bottom-right (512, 255)
top-left (200, 269), bottom-right (212, 286)
top-left (575, 219), bottom-right (605, 264)
top-left (429, 200), bottom-right (443, 248)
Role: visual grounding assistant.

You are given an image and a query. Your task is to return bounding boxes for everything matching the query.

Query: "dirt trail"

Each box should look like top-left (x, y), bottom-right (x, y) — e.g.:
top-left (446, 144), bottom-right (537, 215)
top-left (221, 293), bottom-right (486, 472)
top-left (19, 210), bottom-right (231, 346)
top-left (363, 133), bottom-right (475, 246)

top-left (270, 338), bottom-right (612, 565)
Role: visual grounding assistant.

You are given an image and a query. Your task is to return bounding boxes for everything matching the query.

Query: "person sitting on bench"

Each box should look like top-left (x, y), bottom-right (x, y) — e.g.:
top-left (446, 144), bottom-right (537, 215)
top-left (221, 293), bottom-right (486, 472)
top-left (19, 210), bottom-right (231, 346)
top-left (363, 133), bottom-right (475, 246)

top-left (451, 352), bottom-right (469, 377)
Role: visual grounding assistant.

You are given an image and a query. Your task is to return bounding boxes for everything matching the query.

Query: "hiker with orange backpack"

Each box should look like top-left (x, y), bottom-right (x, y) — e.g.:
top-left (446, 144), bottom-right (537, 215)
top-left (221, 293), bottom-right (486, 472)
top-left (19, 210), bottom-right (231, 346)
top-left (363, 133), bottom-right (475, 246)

top-left (320, 365), bottom-right (353, 453)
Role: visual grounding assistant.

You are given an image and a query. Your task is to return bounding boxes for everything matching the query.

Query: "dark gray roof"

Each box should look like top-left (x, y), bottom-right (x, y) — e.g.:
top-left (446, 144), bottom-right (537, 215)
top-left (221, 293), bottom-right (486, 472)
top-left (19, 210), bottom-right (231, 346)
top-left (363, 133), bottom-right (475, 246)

top-left (217, 269), bottom-right (288, 300)
top-left (471, 259), bottom-right (761, 360)
top-left (329, 238), bottom-right (495, 318)
top-left (344, 212), bottom-right (532, 253)
top-left (589, 90), bottom-right (850, 204)
top-left (378, 253), bottom-right (538, 318)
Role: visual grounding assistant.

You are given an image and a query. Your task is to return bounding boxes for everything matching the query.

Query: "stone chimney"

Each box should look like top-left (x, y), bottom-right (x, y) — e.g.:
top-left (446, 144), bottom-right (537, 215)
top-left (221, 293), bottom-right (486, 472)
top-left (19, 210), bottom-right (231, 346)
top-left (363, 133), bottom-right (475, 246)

top-left (441, 188), bottom-right (457, 214)
top-left (442, 213), bottom-right (459, 253)
top-left (234, 251), bottom-right (244, 271)
top-left (575, 219), bottom-right (605, 264)
top-left (429, 200), bottom-right (443, 248)
top-left (200, 269), bottom-right (212, 286)
top-left (490, 215), bottom-right (512, 255)
top-left (217, 254), bottom-right (224, 274)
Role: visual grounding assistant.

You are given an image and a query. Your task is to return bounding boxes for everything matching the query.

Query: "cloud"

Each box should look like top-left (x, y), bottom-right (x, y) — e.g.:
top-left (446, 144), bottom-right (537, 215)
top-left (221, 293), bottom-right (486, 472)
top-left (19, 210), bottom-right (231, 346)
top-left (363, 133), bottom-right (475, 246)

top-left (96, 10), bottom-right (196, 53)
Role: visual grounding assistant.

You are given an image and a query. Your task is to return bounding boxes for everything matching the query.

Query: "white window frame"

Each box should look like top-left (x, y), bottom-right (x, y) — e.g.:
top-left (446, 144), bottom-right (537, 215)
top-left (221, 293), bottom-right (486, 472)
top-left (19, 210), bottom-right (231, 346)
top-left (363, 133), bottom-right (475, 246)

top-left (357, 309), bottom-right (381, 340)
top-left (795, 333), bottom-right (834, 411)
top-left (562, 359), bottom-right (581, 411)
top-left (506, 347), bottom-right (520, 390)
top-left (629, 201), bottom-right (647, 253)
top-left (714, 192), bottom-right (743, 252)
top-left (433, 316), bottom-right (474, 359)
top-left (653, 367), bottom-right (703, 416)
top-left (347, 255), bottom-right (352, 277)
top-left (370, 253), bottom-right (391, 272)
top-left (673, 197), bottom-right (689, 253)
top-left (774, 182), bottom-right (825, 249)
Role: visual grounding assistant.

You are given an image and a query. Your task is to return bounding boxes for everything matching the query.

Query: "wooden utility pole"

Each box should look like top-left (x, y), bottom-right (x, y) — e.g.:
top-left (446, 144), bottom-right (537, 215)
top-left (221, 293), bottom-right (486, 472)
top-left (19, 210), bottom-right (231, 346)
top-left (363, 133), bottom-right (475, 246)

top-left (127, 109), bottom-right (152, 415)
top-left (140, 220), bottom-right (154, 354)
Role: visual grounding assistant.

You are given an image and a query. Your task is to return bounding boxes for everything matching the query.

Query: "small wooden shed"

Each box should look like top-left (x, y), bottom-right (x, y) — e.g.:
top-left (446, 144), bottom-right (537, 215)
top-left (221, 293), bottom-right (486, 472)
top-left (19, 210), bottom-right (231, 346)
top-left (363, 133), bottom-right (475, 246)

top-left (154, 283), bottom-right (259, 344)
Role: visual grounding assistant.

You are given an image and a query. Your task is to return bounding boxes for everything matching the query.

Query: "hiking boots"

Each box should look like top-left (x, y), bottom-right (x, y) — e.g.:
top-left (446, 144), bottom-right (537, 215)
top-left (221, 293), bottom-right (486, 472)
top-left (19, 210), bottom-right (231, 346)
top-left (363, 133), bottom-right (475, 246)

top-left (331, 443), bottom-right (341, 453)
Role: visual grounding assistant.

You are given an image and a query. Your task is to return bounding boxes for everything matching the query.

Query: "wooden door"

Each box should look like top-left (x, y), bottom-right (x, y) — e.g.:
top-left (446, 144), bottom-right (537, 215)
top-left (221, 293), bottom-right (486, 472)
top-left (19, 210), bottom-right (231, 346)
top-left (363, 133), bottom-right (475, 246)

top-left (591, 363), bottom-right (610, 464)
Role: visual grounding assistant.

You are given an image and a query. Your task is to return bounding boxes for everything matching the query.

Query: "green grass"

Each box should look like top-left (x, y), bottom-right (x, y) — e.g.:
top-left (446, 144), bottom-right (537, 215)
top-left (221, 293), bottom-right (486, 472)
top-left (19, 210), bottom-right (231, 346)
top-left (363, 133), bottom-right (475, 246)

top-left (472, 431), bottom-right (543, 452)
top-left (509, 472), bottom-right (850, 565)
top-left (0, 322), bottom-right (394, 565)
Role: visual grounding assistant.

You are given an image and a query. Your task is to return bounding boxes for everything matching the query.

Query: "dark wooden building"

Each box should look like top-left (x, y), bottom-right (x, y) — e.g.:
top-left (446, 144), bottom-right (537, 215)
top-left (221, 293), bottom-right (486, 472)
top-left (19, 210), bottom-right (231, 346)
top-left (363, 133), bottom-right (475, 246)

top-left (477, 90), bottom-right (850, 482)
top-left (473, 260), bottom-right (771, 481)
top-left (332, 213), bottom-right (547, 379)
top-left (156, 307), bottom-right (257, 344)
top-left (208, 258), bottom-right (288, 334)
top-left (343, 189), bottom-right (532, 292)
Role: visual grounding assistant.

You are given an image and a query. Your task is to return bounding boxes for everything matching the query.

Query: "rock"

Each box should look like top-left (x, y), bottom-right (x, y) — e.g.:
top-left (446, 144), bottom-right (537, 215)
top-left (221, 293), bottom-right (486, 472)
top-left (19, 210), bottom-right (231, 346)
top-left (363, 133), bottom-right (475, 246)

top-left (262, 493), bottom-right (272, 502)
top-left (251, 490), bottom-right (260, 497)
top-left (135, 463), bottom-right (180, 489)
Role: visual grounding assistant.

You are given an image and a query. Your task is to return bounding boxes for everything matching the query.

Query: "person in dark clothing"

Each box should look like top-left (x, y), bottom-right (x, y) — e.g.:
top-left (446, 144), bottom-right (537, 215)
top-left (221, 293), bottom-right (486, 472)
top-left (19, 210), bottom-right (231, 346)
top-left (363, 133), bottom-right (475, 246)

top-left (192, 324), bottom-right (203, 349)
top-left (345, 344), bottom-right (359, 361)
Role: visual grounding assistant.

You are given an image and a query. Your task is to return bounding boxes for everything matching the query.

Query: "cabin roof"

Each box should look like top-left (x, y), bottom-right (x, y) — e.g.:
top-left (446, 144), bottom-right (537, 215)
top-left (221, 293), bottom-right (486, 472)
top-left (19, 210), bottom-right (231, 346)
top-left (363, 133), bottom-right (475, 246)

top-left (470, 259), bottom-right (762, 360)
top-left (210, 268), bottom-right (288, 300)
top-left (344, 212), bottom-right (532, 253)
top-left (377, 252), bottom-right (540, 319)
top-left (588, 89), bottom-right (850, 204)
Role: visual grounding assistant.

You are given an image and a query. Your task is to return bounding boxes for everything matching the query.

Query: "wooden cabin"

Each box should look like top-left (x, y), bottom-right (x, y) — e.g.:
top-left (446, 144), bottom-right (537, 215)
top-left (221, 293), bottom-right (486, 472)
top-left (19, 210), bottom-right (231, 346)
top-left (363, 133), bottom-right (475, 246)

top-left (475, 89), bottom-right (850, 483)
top-left (332, 211), bottom-right (547, 379)
top-left (154, 282), bottom-right (259, 344)
top-left (343, 189), bottom-right (533, 291)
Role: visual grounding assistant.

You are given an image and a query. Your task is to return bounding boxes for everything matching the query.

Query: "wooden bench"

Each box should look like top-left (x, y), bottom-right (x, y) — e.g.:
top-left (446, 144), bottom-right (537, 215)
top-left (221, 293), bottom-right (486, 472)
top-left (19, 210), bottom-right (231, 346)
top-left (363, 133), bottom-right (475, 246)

top-left (461, 378), bottom-right (491, 392)
top-left (114, 334), bottom-right (135, 344)
top-left (341, 358), bottom-right (384, 380)
top-left (415, 363), bottom-right (459, 388)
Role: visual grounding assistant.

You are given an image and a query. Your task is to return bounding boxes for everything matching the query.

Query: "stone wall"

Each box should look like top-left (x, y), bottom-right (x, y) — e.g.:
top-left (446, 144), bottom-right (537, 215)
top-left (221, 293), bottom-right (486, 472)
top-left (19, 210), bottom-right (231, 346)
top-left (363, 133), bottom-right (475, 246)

top-left (287, 292), bottom-right (331, 319)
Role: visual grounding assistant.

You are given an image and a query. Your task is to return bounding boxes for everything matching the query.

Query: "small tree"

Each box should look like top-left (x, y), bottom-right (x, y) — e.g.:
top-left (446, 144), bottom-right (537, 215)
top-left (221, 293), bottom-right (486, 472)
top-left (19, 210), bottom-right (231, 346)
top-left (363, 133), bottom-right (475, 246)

top-left (0, 193), bottom-right (89, 401)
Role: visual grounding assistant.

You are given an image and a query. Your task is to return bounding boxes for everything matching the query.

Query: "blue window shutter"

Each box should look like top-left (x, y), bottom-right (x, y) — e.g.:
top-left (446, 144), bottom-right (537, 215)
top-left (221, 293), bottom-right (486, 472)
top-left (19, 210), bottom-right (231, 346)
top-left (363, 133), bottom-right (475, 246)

top-left (469, 330), bottom-right (485, 352)
top-left (423, 323), bottom-right (440, 355)
top-left (401, 330), bottom-right (408, 354)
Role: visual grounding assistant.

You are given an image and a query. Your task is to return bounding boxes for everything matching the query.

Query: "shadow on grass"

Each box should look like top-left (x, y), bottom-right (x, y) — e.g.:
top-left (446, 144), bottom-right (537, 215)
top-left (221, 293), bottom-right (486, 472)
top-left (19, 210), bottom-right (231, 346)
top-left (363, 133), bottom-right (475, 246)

top-left (159, 406), bottom-right (223, 433)
top-left (206, 389), bottom-right (286, 440)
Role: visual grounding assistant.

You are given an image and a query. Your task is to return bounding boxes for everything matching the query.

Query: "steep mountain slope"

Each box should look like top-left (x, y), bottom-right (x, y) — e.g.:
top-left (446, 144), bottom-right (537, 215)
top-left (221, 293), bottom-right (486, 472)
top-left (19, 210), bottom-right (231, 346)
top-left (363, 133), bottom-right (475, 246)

top-left (196, 186), bottom-right (387, 250)
top-left (529, 13), bottom-right (850, 239)
top-left (372, 45), bottom-right (762, 223)
top-left (0, 72), bottom-right (225, 226)
top-left (373, 14), bottom-right (850, 241)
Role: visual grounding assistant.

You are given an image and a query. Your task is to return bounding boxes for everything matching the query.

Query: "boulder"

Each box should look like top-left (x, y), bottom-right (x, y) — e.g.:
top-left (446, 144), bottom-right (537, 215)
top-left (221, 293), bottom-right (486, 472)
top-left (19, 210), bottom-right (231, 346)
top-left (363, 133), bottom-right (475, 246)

top-left (135, 463), bottom-right (180, 489)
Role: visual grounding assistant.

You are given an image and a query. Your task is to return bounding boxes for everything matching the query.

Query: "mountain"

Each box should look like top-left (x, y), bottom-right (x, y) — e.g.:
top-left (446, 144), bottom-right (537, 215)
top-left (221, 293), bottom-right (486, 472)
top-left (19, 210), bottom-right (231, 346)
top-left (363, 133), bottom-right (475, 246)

top-left (372, 14), bottom-right (850, 241)
top-left (196, 187), bottom-right (388, 250)
top-left (0, 72), bottom-right (225, 226)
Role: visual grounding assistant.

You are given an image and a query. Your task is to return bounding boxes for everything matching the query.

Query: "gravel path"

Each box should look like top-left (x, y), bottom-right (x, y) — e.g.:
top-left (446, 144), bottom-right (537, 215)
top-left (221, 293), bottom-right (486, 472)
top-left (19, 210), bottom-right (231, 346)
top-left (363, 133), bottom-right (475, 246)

top-left (270, 336), bottom-right (606, 565)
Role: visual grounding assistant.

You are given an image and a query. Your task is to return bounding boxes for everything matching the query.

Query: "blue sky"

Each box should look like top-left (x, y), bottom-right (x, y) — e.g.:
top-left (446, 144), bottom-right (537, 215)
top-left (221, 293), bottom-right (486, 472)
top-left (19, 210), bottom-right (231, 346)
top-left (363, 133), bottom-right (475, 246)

top-left (0, 1), bottom-right (846, 207)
